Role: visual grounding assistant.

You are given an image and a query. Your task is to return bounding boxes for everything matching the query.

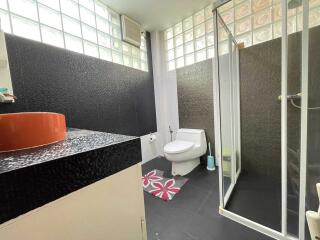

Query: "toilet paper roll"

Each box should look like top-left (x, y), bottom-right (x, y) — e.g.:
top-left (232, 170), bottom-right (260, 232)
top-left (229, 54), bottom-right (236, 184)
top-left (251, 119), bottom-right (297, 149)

top-left (149, 134), bottom-right (156, 143)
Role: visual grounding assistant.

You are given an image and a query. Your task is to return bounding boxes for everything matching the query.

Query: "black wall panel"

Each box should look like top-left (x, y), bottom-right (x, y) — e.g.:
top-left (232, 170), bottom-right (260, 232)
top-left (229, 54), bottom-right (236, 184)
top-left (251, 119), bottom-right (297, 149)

top-left (0, 33), bottom-right (157, 136)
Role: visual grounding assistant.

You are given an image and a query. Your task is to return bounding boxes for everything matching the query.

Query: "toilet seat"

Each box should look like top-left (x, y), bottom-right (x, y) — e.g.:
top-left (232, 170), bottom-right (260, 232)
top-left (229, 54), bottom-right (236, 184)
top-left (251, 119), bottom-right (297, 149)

top-left (164, 140), bottom-right (194, 154)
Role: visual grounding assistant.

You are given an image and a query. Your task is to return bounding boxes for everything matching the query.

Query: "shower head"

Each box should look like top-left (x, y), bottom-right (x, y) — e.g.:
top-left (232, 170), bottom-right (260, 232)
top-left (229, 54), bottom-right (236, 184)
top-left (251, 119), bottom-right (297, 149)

top-left (288, 0), bottom-right (302, 9)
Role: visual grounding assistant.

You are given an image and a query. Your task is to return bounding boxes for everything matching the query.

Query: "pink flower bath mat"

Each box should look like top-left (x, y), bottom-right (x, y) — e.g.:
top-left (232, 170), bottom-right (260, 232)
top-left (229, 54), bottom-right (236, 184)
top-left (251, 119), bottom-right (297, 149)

top-left (142, 170), bottom-right (188, 201)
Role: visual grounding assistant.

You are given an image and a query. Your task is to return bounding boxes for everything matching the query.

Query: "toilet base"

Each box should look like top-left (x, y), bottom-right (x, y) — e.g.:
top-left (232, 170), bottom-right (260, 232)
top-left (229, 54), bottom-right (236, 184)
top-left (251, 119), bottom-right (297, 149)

top-left (171, 158), bottom-right (200, 176)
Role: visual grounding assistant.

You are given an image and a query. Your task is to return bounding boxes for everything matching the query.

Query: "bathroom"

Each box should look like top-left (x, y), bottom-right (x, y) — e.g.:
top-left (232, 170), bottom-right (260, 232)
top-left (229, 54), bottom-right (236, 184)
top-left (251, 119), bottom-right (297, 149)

top-left (0, 0), bottom-right (319, 239)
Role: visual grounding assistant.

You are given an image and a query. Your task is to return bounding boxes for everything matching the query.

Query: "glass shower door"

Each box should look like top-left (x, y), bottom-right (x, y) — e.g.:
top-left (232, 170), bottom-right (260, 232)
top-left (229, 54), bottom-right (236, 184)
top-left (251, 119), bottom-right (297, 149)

top-left (214, 12), bottom-right (241, 206)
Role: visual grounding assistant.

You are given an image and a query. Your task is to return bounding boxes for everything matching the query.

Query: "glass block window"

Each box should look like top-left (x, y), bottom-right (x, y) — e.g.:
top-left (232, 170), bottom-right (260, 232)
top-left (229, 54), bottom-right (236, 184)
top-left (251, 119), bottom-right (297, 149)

top-left (165, 5), bottom-right (213, 70)
top-left (165, 0), bottom-right (320, 71)
top-left (0, 0), bottom-right (148, 71)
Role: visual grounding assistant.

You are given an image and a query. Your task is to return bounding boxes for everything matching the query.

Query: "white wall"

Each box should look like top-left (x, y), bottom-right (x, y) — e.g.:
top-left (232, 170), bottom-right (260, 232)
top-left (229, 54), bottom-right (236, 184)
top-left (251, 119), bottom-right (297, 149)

top-left (140, 31), bottom-right (180, 165)
top-left (140, 133), bottom-right (161, 164)
top-left (140, 31), bottom-right (183, 165)
top-left (149, 31), bottom-right (180, 157)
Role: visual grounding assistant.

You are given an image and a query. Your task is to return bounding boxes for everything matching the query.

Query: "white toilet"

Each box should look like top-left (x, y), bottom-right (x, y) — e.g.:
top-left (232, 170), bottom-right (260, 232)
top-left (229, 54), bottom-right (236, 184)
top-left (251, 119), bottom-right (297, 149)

top-left (164, 128), bottom-right (207, 176)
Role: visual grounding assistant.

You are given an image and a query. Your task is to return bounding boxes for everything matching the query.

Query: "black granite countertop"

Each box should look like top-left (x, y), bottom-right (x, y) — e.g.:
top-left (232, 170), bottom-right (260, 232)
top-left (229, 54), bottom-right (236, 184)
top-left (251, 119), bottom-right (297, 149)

top-left (0, 128), bottom-right (137, 174)
top-left (0, 128), bottom-right (142, 224)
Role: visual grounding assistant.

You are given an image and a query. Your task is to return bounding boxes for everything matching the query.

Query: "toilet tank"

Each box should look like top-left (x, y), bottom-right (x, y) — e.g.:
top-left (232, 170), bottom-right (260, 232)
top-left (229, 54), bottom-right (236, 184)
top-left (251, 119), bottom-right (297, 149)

top-left (176, 129), bottom-right (205, 145)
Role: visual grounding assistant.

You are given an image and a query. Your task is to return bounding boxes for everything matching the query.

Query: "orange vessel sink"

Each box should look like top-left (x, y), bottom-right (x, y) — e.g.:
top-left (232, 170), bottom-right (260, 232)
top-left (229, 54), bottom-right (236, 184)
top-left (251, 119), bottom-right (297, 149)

top-left (0, 112), bottom-right (66, 152)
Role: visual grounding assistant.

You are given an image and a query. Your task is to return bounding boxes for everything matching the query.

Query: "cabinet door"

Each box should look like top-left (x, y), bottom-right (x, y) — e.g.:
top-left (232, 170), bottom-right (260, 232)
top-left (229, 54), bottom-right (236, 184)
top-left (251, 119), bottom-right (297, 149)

top-left (0, 164), bottom-right (147, 240)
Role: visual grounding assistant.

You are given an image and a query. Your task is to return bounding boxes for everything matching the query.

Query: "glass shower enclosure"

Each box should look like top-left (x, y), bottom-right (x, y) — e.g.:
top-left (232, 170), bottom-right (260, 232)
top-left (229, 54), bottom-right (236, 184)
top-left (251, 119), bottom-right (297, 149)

top-left (212, 0), bottom-right (317, 239)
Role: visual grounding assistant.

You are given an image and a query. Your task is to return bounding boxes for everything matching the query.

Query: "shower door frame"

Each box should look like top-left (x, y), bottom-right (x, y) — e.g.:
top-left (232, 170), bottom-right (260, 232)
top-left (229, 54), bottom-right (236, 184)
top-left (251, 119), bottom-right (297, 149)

top-left (213, 11), bottom-right (242, 208)
top-left (212, 0), bottom-right (310, 238)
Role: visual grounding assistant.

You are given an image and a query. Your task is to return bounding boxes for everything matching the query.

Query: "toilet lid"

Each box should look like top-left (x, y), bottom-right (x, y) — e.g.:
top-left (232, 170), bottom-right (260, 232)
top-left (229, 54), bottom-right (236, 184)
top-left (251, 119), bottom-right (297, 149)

top-left (164, 140), bottom-right (194, 154)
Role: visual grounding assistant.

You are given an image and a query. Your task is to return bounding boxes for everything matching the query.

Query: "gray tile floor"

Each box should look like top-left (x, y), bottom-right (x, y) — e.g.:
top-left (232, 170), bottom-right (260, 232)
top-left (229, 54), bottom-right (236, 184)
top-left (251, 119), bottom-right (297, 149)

top-left (226, 171), bottom-right (282, 232)
top-left (226, 171), bottom-right (299, 237)
top-left (142, 157), bottom-right (273, 240)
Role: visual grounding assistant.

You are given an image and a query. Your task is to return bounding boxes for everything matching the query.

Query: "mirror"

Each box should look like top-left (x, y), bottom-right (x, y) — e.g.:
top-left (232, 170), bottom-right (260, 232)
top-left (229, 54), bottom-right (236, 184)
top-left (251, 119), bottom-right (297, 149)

top-left (0, 31), bottom-right (14, 103)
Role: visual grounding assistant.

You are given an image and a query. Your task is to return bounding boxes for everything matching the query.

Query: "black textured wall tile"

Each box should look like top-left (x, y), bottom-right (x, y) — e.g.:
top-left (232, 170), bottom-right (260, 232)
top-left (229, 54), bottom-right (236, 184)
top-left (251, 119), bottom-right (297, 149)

top-left (176, 59), bottom-right (215, 152)
top-left (239, 38), bottom-right (282, 179)
top-left (0, 33), bottom-right (156, 136)
top-left (176, 40), bottom-right (282, 179)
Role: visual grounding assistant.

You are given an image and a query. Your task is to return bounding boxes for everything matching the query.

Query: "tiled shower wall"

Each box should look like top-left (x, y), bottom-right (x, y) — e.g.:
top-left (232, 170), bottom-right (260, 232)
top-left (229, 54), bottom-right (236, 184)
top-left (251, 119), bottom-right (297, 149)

top-left (176, 42), bottom-right (282, 179)
top-left (239, 38), bottom-right (281, 179)
top-left (175, 23), bottom-right (320, 240)
top-left (176, 25), bottom-right (320, 184)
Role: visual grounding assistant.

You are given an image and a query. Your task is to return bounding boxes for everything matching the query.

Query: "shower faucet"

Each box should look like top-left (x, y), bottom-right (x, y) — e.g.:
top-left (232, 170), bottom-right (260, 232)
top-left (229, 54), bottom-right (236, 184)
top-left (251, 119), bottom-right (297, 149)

top-left (277, 92), bottom-right (302, 101)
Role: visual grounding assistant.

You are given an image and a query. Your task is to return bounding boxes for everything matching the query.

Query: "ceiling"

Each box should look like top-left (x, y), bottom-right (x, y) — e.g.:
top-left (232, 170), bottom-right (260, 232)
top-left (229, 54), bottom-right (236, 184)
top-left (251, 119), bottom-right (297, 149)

top-left (101, 0), bottom-right (214, 31)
